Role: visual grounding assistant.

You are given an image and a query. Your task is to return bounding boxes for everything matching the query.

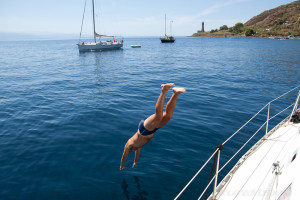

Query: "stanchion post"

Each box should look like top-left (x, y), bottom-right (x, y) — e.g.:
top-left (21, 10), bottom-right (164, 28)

top-left (266, 103), bottom-right (270, 135)
top-left (212, 149), bottom-right (220, 199)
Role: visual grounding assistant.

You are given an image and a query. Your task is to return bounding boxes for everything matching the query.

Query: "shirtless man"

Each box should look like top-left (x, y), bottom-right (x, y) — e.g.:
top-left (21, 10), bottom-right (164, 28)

top-left (120, 83), bottom-right (186, 170)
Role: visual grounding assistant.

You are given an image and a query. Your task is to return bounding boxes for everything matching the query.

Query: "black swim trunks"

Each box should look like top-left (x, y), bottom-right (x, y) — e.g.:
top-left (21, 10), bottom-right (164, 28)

top-left (138, 120), bottom-right (159, 136)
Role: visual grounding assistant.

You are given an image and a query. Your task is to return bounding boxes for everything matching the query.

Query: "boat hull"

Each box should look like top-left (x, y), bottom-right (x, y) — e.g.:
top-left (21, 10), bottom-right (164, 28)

top-left (160, 38), bottom-right (175, 43)
top-left (160, 39), bottom-right (175, 43)
top-left (77, 42), bottom-right (123, 52)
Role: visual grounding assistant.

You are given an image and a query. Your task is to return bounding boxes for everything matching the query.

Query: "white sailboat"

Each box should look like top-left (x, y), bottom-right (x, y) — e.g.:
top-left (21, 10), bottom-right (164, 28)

top-left (77, 0), bottom-right (123, 52)
top-left (175, 85), bottom-right (300, 200)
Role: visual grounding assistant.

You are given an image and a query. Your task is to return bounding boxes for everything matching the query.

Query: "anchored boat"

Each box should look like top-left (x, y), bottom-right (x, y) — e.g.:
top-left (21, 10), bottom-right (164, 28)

top-left (77, 0), bottom-right (123, 52)
top-left (175, 85), bottom-right (300, 200)
top-left (130, 45), bottom-right (141, 48)
top-left (160, 14), bottom-right (175, 43)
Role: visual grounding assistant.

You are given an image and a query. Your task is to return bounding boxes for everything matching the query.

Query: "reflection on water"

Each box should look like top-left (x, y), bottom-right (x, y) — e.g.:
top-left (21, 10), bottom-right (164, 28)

top-left (122, 179), bottom-right (130, 200)
top-left (122, 176), bottom-right (149, 200)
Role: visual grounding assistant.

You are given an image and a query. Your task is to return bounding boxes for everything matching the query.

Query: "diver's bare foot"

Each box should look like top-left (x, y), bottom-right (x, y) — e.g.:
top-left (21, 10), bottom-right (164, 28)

top-left (120, 165), bottom-right (125, 170)
top-left (172, 87), bottom-right (186, 94)
top-left (161, 83), bottom-right (175, 92)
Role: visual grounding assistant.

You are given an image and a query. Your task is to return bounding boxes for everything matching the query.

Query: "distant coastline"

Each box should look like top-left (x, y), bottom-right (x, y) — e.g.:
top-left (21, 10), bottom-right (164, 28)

top-left (190, 32), bottom-right (300, 39)
top-left (190, 32), bottom-right (257, 38)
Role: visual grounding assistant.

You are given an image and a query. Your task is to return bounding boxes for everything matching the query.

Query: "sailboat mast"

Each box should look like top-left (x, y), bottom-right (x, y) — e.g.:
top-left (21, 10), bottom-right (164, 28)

top-left (170, 21), bottom-right (173, 36)
top-left (164, 14), bottom-right (166, 36)
top-left (92, 0), bottom-right (96, 43)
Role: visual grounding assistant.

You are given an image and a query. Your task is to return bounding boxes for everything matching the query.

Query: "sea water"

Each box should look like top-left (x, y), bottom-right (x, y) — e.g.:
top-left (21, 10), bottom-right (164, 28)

top-left (0, 37), bottom-right (299, 199)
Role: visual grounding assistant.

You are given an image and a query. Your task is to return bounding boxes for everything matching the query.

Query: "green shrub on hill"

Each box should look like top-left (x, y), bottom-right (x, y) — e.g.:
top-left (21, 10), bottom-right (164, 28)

top-left (245, 28), bottom-right (255, 36)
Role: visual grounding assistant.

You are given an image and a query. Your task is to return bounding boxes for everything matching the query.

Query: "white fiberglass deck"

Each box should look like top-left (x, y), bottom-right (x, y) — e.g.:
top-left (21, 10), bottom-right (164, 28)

top-left (213, 120), bottom-right (300, 200)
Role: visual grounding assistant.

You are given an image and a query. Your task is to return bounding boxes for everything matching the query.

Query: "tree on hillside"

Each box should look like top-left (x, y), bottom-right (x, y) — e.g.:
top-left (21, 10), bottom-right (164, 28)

top-left (245, 28), bottom-right (255, 36)
top-left (220, 25), bottom-right (229, 30)
top-left (233, 22), bottom-right (244, 33)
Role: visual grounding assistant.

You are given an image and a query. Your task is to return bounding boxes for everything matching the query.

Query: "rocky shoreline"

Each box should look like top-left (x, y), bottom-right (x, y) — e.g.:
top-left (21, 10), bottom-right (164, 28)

top-left (190, 34), bottom-right (300, 39)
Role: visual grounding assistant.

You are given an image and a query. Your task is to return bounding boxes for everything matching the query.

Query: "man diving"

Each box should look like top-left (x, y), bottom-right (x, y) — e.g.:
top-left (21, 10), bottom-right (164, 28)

top-left (120, 83), bottom-right (186, 170)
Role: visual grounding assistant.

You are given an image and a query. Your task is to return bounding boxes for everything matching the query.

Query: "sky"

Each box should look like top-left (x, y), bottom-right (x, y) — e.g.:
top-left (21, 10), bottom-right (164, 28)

top-left (0, 0), bottom-right (296, 38)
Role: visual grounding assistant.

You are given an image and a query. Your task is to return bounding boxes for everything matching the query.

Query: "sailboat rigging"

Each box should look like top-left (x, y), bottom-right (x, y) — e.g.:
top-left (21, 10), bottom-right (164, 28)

top-left (77, 0), bottom-right (123, 52)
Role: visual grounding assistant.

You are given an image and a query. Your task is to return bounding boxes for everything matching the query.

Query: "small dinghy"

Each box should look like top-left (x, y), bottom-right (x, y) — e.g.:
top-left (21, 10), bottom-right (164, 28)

top-left (131, 45), bottom-right (141, 48)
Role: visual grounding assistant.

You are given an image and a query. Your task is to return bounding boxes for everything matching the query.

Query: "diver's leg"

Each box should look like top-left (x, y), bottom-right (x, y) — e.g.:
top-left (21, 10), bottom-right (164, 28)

top-left (158, 87), bottom-right (186, 128)
top-left (144, 83), bottom-right (174, 130)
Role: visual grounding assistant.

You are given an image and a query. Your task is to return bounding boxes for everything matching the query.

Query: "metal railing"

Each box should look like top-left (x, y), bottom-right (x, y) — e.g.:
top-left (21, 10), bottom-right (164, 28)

top-left (175, 85), bottom-right (300, 200)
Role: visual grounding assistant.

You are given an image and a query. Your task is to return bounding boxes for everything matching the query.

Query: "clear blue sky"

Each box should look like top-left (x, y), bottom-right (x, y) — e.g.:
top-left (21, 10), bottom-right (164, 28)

top-left (0, 0), bottom-right (296, 37)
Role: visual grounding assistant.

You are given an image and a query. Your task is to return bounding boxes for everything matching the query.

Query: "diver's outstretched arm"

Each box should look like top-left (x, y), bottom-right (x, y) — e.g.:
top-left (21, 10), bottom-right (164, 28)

top-left (132, 148), bottom-right (141, 168)
top-left (120, 145), bottom-right (129, 170)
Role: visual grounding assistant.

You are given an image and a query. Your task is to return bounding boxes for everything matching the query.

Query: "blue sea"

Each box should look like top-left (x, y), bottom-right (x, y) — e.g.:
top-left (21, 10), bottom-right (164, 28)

top-left (0, 37), bottom-right (299, 200)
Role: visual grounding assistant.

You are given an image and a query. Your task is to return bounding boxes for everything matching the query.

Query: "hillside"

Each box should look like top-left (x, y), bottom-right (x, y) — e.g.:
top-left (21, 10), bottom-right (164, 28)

top-left (245, 1), bottom-right (300, 36)
top-left (192, 1), bottom-right (300, 37)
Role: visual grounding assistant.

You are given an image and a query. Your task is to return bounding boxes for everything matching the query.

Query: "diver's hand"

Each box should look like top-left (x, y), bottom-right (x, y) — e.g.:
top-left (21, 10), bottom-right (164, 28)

top-left (132, 162), bottom-right (137, 168)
